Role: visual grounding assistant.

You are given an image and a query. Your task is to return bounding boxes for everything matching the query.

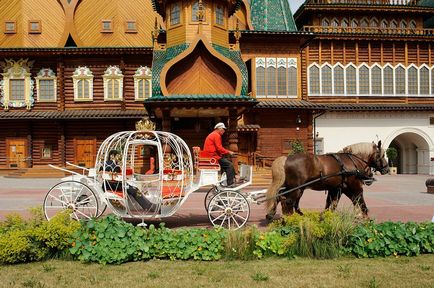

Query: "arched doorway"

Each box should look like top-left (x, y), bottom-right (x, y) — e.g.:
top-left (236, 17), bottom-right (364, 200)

top-left (387, 132), bottom-right (431, 174)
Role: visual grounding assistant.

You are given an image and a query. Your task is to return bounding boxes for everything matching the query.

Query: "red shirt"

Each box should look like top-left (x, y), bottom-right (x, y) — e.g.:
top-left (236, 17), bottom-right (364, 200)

top-left (203, 130), bottom-right (230, 160)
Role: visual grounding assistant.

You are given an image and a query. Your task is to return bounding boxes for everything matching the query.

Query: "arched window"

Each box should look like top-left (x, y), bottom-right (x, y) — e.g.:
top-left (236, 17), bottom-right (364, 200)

top-left (288, 65), bottom-right (297, 97)
top-left (342, 18), bottom-right (349, 28)
top-left (321, 65), bottom-right (332, 95)
top-left (309, 64), bottom-right (320, 95)
top-left (345, 64), bottom-right (357, 95)
top-left (431, 67), bottom-right (434, 95)
top-left (360, 18), bottom-right (369, 28)
top-left (358, 64), bottom-right (370, 95)
top-left (371, 65), bottom-right (382, 95)
top-left (383, 65), bottom-right (394, 95)
top-left (36, 68), bottom-right (57, 102)
top-left (277, 59), bottom-right (287, 96)
top-left (267, 58), bottom-right (277, 96)
top-left (395, 65), bottom-right (406, 95)
top-left (73, 66), bottom-right (93, 101)
top-left (191, 1), bottom-right (206, 22)
top-left (390, 20), bottom-right (398, 29)
top-left (333, 64), bottom-right (344, 95)
top-left (134, 66), bottom-right (152, 100)
top-left (170, 2), bottom-right (181, 26)
top-left (215, 4), bottom-right (225, 26)
top-left (103, 66), bottom-right (123, 101)
top-left (419, 66), bottom-right (429, 95)
top-left (370, 18), bottom-right (378, 28)
top-left (351, 19), bottom-right (358, 28)
top-left (407, 65), bottom-right (418, 95)
top-left (400, 20), bottom-right (407, 29)
top-left (380, 19), bottom-right (388, 29)
top-left (331, 18), bottom-right (339, 27)
top-left (322, 18), bottom-right (330, 27)
top-left (0, 58), bottom-right (35, 110)
top-left (409, 20), bottom-right (416, 30)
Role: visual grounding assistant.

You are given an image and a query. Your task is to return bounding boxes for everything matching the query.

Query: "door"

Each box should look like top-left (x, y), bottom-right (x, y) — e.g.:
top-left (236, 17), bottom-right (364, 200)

top-left (6, 139), bottom-right (28, 168)
top-left (75, 138), bottom-right (96, 168)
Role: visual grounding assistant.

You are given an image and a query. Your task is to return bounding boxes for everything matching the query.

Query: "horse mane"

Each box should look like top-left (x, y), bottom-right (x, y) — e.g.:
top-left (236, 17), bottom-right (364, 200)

top-left (340, 142), bottom-right (376, 158)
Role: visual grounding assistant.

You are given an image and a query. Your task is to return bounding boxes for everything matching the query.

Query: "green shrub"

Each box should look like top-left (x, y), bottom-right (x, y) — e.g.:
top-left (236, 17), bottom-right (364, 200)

top-left (269, 210), bottom-right (358, 259)
top-left (346, 221), bottom-right (434, 258)
top-left (253, 230), bottom-right (296, 259)
top-left (0, 209), bottom-right (79, 264)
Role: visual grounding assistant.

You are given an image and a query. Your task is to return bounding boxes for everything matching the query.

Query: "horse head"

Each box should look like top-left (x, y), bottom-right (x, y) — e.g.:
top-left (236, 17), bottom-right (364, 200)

top-left (342, 141), bottom-right (389, 175)
top-left (373, 141), bottom-right (389, 175)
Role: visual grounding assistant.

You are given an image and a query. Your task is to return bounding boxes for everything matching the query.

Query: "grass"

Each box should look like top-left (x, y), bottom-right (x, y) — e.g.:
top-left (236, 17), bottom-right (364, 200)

top-left (1, 255), bottom-right (434, 288)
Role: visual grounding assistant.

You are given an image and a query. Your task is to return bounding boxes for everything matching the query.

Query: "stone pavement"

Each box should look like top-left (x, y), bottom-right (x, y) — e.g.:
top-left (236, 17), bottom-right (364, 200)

top-left (0, 174), bottom-right (433, 228)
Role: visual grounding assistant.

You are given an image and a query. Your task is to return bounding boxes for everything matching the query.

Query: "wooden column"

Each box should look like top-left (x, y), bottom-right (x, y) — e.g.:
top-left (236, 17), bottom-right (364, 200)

top-left (120, 57), bottom-right (126, 111)
top-left (228, 109), bottom-right (239, 172)
top-left (58, 121), bottom-right (66, 166)
top-left (27, 121), bottom-right (33, 168)
top-left (57, 57), bottom-right (65, 112)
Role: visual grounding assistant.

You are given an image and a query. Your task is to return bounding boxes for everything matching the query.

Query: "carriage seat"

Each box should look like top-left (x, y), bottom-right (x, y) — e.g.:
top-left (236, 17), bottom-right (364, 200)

top-left (192, 146), bottom-right (220, 171)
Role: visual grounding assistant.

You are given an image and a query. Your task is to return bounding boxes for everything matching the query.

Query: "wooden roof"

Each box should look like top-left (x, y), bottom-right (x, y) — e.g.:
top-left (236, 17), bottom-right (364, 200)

top-left (0, 110), bottom-right (147, 119)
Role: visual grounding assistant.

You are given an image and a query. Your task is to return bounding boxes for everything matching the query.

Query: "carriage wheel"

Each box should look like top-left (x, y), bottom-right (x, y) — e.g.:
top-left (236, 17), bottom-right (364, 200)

top-left (204, 186), bottom-right (218, 211)
top-left (44, 180), bottom-right (99, 221)
top-left (207, 190), bottom-right (250, 230)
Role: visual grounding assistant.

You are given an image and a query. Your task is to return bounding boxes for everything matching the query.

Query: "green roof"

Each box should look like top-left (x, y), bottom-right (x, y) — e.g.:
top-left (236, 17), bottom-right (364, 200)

top-left (250, 0), bottom-right (297, 31)
top-left (145, 94), bottom-right (254, 101)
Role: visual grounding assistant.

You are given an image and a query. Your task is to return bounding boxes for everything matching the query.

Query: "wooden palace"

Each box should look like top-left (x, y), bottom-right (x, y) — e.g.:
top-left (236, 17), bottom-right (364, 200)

top-left (0, 0), bottom-right (433, 175)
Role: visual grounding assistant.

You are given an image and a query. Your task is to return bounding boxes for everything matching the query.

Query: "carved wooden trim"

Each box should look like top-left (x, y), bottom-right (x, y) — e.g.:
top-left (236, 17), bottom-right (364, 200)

top-left (160, 34), bottom-right (243, 96)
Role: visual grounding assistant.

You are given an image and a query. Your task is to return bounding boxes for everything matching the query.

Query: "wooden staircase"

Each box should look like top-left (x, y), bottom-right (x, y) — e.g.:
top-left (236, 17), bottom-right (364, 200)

top-left (251, 167), bottom-right (272, 187)
top-left (4, 165), bottom-right (66, 178)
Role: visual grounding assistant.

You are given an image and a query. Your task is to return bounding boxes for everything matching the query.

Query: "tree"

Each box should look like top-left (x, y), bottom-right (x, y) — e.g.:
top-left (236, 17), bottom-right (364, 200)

top-left (288, 139), bottom-right (305, 156)
top-left (386, 147), bottom-right (398, 167)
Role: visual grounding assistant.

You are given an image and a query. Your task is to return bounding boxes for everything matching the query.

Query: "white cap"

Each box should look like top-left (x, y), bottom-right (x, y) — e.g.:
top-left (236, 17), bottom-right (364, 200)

top-left (214, 122), bottom-right (226, 129)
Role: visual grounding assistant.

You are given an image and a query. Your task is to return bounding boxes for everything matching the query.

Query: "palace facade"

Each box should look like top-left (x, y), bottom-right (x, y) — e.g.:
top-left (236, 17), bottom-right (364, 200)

top-left (0, 0), bottom-right (433, 175)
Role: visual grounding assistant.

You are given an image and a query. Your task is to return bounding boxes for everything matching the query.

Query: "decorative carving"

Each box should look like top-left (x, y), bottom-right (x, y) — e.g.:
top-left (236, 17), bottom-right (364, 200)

top-left (234, 20), bottom-right (241, 50)
top-left (103, 65), bottom-right (123, 77)
top-left (152, 17), bottom-right (160, 48)
top-left (135, 117), bottom-right (156, 131)
top-left (197, 0), bottom-right (205, 22)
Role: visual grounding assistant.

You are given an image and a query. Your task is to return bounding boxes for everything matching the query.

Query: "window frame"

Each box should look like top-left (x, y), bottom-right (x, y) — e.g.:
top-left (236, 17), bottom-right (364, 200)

top-left (101, 19), bottom-right (113, 33)
top-left (35, 68), bottom-right (57, 102)
top-left (103, 66), bottom-right (124, 101)
top-left (72, 66), bottom-right (93, 102)
top-left (214, 3), bottom-right (226, 28)
top-left (125, 20), bottom-right (137, 33)
top-left (4, 20), bottom-right (16, 34)
top-left (169, 2), bottom-right (182, 27)
top-left (133, 66), bottom-right (152, 101)
top-left (28, 20), bottom-right (41, 34)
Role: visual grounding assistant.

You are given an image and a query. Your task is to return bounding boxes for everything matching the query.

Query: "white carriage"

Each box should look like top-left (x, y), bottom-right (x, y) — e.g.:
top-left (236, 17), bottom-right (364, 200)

top-left (44, 126), bottom-right (262, 229)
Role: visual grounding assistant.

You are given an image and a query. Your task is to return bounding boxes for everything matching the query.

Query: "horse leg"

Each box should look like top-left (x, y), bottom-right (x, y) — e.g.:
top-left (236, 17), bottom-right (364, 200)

top-left (294, 189), bottom-right (304, 215)
top-left (265, 199), bottom-right (278, 221)
top-left (281, 189), bottom-right (303, 216)
top-left (347, 188), bottom-right (369, 218)
top-left (325, 187), bottom-right (342, 211)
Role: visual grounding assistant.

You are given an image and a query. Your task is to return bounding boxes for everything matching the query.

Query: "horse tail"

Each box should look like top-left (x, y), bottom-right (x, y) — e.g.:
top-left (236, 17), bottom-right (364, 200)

top-left (265, 156), bottom-right (287, 215)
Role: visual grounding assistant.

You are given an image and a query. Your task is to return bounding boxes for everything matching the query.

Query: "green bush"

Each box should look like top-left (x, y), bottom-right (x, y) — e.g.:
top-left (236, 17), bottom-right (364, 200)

top-left (269, 210), bottom-right (359, 259)
top-left (0, 209), bottom-right (79, 264)
top-left (346, 221), bottom-right (434, 258)
top-left (224, 226), bottom-right (258, 260)
top-left (69, 215), bottom-right (226, 264)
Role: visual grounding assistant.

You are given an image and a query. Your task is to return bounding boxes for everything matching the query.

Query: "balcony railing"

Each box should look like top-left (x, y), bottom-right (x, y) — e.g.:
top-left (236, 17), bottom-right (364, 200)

top-left (306, 0), bottom-right (419, 5)
top-left (302, 25), bottom-right (434, 35)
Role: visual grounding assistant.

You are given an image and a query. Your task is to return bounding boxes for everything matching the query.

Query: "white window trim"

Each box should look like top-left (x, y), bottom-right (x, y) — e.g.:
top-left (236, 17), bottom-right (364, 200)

top-left (407, 63), bottom-right (418, 96)
top-left (394, 63), bottom-right (406, 96)
top-left (332, 63), bottom-right (345, 95)
top-left (133, 66), bottom-right (152, 100)
top-left (103, 66), bottom-right (124, 101)
top-left (358, 63), bottom-right (370, 96)
top-left (383, 63), bottom-right (394, 97)
top-left (35, 68), bottom-right (57, 103)
top-left (287, 58), bottom-right (298, 98)
top-left (419, 64), bottom-right (430, 96)
top-left (345, 63), bottom-right (357, 96)
top-left (308, 63), bottom-right (320, 96)
top-left (370, 63), bottom-right (383, 95)
top-left (72, 66), bottom-right (93, 101)
top-left (0, 58), bottom-right (34, 110)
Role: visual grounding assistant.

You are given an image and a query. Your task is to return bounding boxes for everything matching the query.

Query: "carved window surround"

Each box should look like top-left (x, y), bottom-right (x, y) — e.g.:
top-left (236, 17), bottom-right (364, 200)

top-left (0, 58), bottom-right (34, 111)
top-left (133, 66), bottom-right (152, 100)
top-left (103, 66), bottom-right (124, 101)
top-left (72, 66), bottom-right (93, 101)
top-left (35, 68), bottom-right (57, 102)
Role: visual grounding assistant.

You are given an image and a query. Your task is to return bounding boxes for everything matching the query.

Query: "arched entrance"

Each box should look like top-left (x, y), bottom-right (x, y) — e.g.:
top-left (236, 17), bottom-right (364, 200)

top-left (385, 129), bottom-right (432, 174)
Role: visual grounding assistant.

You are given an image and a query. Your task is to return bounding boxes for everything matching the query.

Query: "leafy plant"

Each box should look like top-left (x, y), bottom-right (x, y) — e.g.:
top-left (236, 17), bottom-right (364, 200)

top-left (223, 226), bottom-right (258, 260)
top-left (251, 272), bottom-right (269, 282)
top-left (288, 139), bottom-right (305, 155)
top-left (386, 147), bottom-right (398, 167)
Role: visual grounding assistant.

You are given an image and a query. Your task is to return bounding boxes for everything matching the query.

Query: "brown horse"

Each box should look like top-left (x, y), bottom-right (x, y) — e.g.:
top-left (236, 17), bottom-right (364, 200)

top-left (265, 141), bottom-right (389, 221)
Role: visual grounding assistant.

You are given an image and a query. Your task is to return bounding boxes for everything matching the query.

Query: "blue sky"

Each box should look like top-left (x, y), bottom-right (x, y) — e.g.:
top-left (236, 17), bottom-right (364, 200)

top-left (289, 0), bottom-right (305, 14)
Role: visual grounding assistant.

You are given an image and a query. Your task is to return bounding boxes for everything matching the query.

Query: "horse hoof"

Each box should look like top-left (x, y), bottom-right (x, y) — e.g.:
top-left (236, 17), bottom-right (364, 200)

top-left (265, 214), bottom-right (274, 222)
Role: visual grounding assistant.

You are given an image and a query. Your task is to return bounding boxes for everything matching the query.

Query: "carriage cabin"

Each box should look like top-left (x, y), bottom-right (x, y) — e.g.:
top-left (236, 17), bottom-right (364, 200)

top-left (0, 0), bottom-right (433, 176)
